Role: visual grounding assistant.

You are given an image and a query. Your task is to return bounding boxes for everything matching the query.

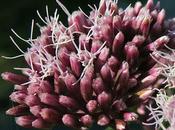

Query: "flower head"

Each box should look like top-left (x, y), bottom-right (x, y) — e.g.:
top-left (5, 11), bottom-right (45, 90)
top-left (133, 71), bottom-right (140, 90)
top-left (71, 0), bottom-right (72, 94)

top-left (2, 0), bottom-right (175, 129)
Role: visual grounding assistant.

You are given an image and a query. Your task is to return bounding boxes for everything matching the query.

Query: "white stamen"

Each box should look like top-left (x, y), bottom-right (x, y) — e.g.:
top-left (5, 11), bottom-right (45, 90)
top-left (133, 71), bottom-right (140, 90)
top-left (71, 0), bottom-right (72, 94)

top-left (28, 52), bottom-right (34, 71)
top-left (30, 19), bottom-right (35, 43)
top-left (88, 4), bottom-right (95, 10)
top-left (9, 36), bottom-right (25, 54)
top-left (144, 89), bottom-right (175, 130)
top-left (56, 0), bottom-right (71, 16)
top-left (37, 10), bottom-right (48, 24)
top-left (36, 23), bottom-right (42, 28)
top-left (78, 7), bottom-right (92, 22)
top-left (45, 5), bottom-right (50, 23)
top-left (1, 54), bottom-right (24, 59)
top-left (11, 29), bottom-right (31, 45)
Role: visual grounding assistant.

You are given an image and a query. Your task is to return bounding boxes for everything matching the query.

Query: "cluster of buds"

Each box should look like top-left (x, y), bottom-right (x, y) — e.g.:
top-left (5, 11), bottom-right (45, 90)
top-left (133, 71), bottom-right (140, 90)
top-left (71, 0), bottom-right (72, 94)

top-left (2, 0), bottom-right (175, 129)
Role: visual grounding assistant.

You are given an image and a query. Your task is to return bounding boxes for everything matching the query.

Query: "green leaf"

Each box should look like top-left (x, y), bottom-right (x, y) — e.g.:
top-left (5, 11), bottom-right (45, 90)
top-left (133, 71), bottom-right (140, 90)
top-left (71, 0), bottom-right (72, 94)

top-left (105, 126), bottom-right (115, 130)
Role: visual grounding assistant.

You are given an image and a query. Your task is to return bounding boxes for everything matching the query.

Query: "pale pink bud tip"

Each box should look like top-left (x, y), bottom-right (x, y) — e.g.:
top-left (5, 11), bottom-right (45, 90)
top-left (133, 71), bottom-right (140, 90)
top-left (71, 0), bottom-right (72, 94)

top-left (62, 114), bottom-right (77, 128)
top-left (15, 116), bottom-right (35, 128)
top-left (80, 115), bottom-right (93, 126)
top-left (115, 119), bottom-right (126, 130)
top-left (97, 115), bottom-right (110, 126)
top-left (98, 91), bottom-right (112, 110)
top-left (30, 105), bottom-right (42, 117)
top-left (32, 118), bottom-right (51, 128)
top-left (40, 108), bottom-right (60, 123)
top-left (123, 112), bottom-right (138, 121)
top-left (86, 100), bottom-right (98, 113)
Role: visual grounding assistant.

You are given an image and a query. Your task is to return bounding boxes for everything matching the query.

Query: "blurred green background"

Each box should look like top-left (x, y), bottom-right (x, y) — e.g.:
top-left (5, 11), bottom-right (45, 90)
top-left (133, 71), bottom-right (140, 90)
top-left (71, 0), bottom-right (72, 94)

top-left (0, 0), bottom-right (174, 130)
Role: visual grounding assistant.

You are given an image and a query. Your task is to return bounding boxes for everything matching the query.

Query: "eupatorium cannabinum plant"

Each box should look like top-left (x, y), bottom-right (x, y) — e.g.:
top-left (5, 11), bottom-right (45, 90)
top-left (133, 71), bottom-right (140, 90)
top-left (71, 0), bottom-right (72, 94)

top-left (2, 0), bottom-right (175, 130)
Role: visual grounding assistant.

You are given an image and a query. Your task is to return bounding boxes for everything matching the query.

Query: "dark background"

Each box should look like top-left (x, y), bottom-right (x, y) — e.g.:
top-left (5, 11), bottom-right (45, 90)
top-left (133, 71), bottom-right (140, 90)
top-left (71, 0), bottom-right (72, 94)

top-left (0, 0), bottom-right (174, 130)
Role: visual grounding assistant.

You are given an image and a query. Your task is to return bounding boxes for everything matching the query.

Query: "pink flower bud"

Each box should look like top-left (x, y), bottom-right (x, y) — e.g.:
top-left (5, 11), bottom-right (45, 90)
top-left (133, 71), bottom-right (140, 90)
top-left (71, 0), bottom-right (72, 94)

top-left (1, 72), bottom-right (28, 85)
top-left (59, 95), bottom-right (79, 111)
top-left (25, 95), bottom-right (40, 107)
top-left (40, 26), bottom-right (52, 35)
top-left (6, 105), bottom-right (27, 116)
top-left (157, 9), bottom-right (165, 25)
top-left (54, 73), bottom-right (66, 94)
top-left (107, 56), bottom-right (120, 72)
top-left (112, 100), bottom-right (127, 112)
top-left (155, 1), bottom-right (160, 10)
top-left (117, 62), bottom-right (129, 89)
top-left (146, 0), bottom-right (154, 10)
top-left (134, 2), bottom-right (142, 15)
top-left (14, 85), bottom-right (26, 91)
top-left (92, 26), bottom-right (103, 40)
top-left (151, 10), bottom-right (158, 21)
top-left (68, 11), bottom-right (88, 33)
top-left (27, 81), bottom-right (52, 95)
top-left (30, 105), bottom-right (42, 117)
top-left (134, 16), bottom-right (143, 30)
top-left (112, 32), bottom-right (124, 56)
top-left (125, 44), bottom-right (139, 66)
top-left (91, 40), bottom-right (102, 53)
top-left (99, 0), bottom-right (106, 15)
top-left (24, 51), bottom-right (41, 72)
top-left (97, 115), bottom-right (110, 126)
top-left (98, 91), bottom-right (112, 110)
top-left (86, 100), bottom-right (98, 113)
top-left (92, 75), bottom-right (106, 95)
top-left (40, 108), bottom-right (60, 123)
top-left (79, 34), bottom-right (90, 51)
top-left (10, 91), bottom-right (27, 104)
top-left (80, 115), bottom-right (93, 126)
top-left (110, 2), bottom-right (118, 15)
top-left (100, 64), bottom-right (112, 83)
top-left (36, 35), bottom-right (54, 55)
top-left (32, 118), bottom-right (51, 128)
top-left (15, 115), bottom-right (35, 128)
top-left (84, 64), bottom-right (94, 80)
top-left (137, 105), bottom-right (146, 115)
top-left (58, 47), bottom-right (70, 66)
top-left (97, 47), bottom-right (110, 69)
top-left (39, 93), bottom-right (62, 109)
top-left (80, 75), bottom-right (93, 102)
top-left (132, 35), bottom-right (145, 47)
top-left (140, 17), bottom-right (151, 36)
top-left (64, 73), bottom-right (81, 98)
top-left (141, 75), bottom-right (157, 88)
top-left (128, 77), bottom-right (137, 88)
top-left (62, 114), bottom-right (77, 128)
top-left (100, 24), bottom-right (113, 46)
top-left (70, 53), bottom-right (82, 77)
top-left (113, 15), bottom-right (122, 31)
top-left (123, 112), bottom-right (138, 121)
top-left (115, 119), bottom-right (126, 130)
top-left (147, 36), bottom-right (170, 51)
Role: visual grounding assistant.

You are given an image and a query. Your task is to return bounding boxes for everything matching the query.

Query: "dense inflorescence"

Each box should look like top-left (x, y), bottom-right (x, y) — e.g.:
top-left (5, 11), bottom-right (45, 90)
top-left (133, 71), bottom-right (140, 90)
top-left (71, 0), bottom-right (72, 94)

top-left (2, 0), bottom-right (175, 129)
